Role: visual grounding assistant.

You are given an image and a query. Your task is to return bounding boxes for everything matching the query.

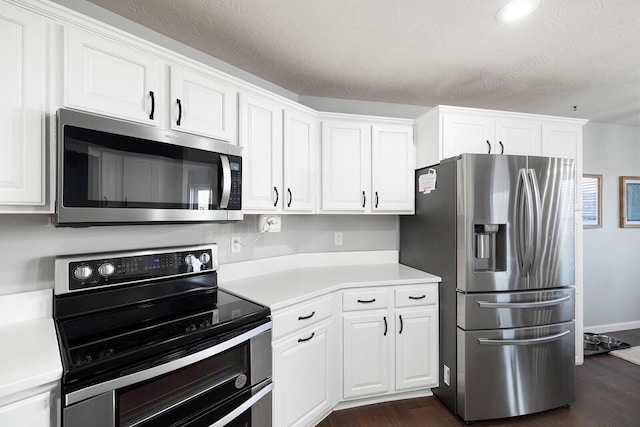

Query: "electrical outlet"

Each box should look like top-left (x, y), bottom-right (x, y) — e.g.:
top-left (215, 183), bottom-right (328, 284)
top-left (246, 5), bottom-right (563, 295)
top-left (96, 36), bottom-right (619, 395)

top-left (259, 215), bottom-right (281, 232)
top-left (334, 232), bottom-right (343, 246)
top-left (231, 236), bottom-right (241, 253)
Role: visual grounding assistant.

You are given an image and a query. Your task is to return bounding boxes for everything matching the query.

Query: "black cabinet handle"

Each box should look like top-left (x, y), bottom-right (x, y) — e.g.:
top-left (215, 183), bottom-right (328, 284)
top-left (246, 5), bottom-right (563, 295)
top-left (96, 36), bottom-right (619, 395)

top-left (273, 187), bottom-right (279, 206)
top-left (298, 311), bottom-right (315, 320)
top-left (408, 295), bottom-right (426, 300)
top-left (399, 314), bottom-right (404, 334)
top-left (383, 316), bottom-right (388, 336)
top-left (298, 332), bottom-right (315, 343)
top-left (499, 141), bottom-right (504, 154)
top-left (486, 140), bottom-right (491, 154)
top-left (287, 188), bottom-right (292, 207)
top-left (176, 98), bottom-right (182, 125)
top-left (357, 298), bottom-right (376, 304)
top-left (375, 191), bottom-right (379, 208)
top-left (149, 91), bottom-right (155, 120)
top-left (362, 191), bottom-right (366, 208)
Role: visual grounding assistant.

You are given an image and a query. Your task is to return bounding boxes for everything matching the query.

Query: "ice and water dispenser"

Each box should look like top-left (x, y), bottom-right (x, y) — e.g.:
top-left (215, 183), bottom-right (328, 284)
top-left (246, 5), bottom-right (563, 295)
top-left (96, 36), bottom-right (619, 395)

top-left (473, 224), bottom-right (506, 271)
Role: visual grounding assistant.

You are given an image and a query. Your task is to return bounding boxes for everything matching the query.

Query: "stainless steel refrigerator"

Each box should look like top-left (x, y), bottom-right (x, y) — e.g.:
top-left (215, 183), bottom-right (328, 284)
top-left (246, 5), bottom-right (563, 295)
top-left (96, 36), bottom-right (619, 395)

top-left (400, 153), bottom-right (576, 422)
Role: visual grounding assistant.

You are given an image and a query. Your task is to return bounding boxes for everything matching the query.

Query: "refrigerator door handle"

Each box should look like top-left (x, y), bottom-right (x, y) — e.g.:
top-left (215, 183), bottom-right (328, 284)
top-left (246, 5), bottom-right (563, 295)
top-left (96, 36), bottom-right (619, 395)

top-left (477, 295), bottom-right (570, 309)
top-left (477, 329), bottom-right (570, 346)
top-left (515, 168), bottom-right (535, 275)
top-left (527, 168), bottom-right (543, 274)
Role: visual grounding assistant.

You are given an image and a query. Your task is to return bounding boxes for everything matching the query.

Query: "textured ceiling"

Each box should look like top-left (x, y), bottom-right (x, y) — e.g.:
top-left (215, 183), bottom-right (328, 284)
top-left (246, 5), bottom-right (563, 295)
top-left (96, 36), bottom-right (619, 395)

top-left (86, 0), bottom-right (640, 126)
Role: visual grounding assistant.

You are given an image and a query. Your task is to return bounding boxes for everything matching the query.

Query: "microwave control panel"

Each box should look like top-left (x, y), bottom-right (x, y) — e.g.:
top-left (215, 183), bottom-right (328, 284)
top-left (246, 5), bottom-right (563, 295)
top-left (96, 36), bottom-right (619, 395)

top-left (228, 160), bottom-right (242, 210)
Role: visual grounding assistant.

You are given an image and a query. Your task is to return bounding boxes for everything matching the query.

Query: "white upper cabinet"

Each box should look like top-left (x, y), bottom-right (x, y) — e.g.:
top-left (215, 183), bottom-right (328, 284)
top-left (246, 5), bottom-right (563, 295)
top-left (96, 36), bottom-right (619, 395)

top-left (65, 26), bottom-right (162, 125)
top-left (321, 118), bottom-right (414, 214)
top-left (283, 108), bottom-right (317, 212)
top-left (415, 106), bottom-right (586, 169)
top-left (321, 121), bottom-right (371, 212)
top-left (170, 66), bottom-right (236, 141)
top-left (240, 93), bottom-right (283, 211)
top-left (0, 2), bottom-right (47, 209)
top-left (495, 118), bottom-right (541, 156)
top-left (371, 125), bottom-right (414, 212)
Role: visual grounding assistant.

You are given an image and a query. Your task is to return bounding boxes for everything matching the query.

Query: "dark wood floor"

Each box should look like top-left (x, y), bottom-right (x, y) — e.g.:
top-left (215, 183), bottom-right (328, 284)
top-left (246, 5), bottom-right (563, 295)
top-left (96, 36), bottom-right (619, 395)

top-left (318, 329), bottom-right (640, 427)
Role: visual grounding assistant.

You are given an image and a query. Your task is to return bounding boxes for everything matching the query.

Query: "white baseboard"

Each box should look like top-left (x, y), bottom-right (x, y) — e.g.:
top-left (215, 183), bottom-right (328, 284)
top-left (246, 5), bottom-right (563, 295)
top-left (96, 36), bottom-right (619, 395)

top-left (584, 320), bottom-right (640, 334)
top-left (333, 389), bottom-right (432, 411)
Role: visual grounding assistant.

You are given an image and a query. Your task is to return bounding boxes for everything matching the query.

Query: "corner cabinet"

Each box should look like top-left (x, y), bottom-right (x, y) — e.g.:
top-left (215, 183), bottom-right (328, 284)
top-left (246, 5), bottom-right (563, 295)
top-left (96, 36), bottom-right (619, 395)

top-left (341, 284), bottom-right (438, 400)
top-left (320, 117), bottom-right (414, 214)
top-left (241, 94), bottom-right (317, 214)
top-left (0, 2), bottom-right (48, 211)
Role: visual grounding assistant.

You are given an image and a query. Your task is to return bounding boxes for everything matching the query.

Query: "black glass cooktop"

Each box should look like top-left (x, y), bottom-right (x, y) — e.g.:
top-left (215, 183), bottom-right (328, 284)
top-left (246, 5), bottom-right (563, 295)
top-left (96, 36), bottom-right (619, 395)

top-left (54, 274), bottom-right (269, 391)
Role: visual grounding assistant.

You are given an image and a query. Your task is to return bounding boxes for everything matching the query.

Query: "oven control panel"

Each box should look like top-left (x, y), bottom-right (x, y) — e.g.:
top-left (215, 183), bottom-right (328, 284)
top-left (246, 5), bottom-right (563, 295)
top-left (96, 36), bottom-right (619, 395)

top-left (55, 244), bottom-right (219, 294)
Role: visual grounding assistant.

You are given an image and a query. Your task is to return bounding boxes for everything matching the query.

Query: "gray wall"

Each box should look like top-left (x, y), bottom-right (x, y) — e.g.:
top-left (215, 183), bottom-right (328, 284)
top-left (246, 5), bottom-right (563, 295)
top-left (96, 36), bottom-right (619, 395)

top-left (0, 214), bottom-right (398, 295)
top-left (582, 122), bottom-right (640, 328)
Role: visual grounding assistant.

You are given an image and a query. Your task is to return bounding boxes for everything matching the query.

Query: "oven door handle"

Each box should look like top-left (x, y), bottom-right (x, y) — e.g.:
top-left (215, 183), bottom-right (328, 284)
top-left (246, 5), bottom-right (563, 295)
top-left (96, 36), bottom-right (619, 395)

top-left (209, 382), bottom-right (273, 427)
top-left (65, 321), bottom-right (272, 406)
top-left (220, 155), bottom-right (231, 209)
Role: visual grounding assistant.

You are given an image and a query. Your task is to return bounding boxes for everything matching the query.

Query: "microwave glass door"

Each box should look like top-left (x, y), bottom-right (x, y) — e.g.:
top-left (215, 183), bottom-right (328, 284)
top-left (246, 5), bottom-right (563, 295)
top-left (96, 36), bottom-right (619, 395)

top-left (62, 125), bottom-right (236, 211)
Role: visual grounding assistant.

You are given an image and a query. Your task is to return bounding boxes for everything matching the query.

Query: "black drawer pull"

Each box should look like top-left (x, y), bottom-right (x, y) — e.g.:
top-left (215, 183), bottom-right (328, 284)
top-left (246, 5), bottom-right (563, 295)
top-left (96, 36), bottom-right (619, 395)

top-left (383, 316), bottom-right (388, 336)
top-left (399, 314), bottom-right (404, 334)
top-left (176, 98), bottom-right (182, 125)
top-left (408, 295), bottom-right (426, 300)
top-left (357, 298), bottom-right (376, 304)
top-left (486, 140), bottom-right (491, 153)
top-left (298, 311), bottom-right (315, 320)
top-left (499, 141), bottom-right (504, 154)
top-left (298, 332), bottom-right (315, 343)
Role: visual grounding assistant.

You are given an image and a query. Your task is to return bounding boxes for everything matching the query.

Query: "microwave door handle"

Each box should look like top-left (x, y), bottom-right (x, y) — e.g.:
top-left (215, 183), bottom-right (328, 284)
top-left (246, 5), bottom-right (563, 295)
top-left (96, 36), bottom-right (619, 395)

top-left (220, 155), bottom-right (231, 209)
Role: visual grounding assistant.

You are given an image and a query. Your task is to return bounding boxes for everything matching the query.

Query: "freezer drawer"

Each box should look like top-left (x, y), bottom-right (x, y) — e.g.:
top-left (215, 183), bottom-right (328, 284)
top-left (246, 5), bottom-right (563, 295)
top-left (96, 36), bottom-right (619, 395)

top-left (457, 288), bottom-right (575, 330)
top-left (457, 321), bottom-right (575, 422)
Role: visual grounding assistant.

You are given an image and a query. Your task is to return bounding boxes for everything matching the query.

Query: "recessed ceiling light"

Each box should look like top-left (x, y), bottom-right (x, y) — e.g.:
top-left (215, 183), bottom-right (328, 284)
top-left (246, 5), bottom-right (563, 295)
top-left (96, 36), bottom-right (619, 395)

top-left (496, 0), bottom-right (540, 23)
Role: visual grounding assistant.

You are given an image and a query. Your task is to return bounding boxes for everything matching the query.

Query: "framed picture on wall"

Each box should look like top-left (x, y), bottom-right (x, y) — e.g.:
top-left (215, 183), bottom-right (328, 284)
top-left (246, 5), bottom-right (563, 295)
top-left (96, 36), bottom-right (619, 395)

top-left (619, 176), bottom-right (640, 228)
top-left (582, 174), bottom-right (602, 228)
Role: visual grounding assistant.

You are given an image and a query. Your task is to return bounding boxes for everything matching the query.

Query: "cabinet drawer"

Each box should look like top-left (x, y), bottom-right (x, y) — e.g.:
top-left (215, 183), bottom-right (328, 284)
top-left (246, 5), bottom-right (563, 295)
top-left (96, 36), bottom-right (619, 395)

top-left (395, 285), bottom-right (438, 308)
top-left (272, 295), bottom-right (333, 340)
top-left (343, 289), bottom-right (388, 311)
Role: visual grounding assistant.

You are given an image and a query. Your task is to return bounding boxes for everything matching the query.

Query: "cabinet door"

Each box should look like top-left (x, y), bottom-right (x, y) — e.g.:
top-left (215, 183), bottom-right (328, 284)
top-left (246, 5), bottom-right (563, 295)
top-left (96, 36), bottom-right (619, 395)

top-left (283, 109), bottom-right (316, 212)
top-left (395, 307), bottom-right (438, 391)
top-left (239, 93), bottom-right (283, 211)
top-left (171, 66), bottom-right (236, 141)
top-left (273, 320), bottom-right (333, 427)
top-left (65, 26), bottom-right (161, 124)
top-left (321, 121), bottom-right (370, 211)
top-left (371, 125), bottom-right (414, 212)
top-left (343, 312), bottom-right (390, 399)
top-left (441, 114), bottom-right (493, 158)
top-left (0, 391), bottom-right (53, 427)
top-left (495, 118), bottom-right (541, 156)
top-left (0, 3), bottom-right (46, 206)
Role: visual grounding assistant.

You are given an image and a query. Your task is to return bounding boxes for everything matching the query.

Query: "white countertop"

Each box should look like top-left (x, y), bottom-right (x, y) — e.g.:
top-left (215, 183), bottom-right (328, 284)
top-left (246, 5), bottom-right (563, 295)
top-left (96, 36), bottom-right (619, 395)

top-left (0, 290), bottom-right (62, 400)
top-left (220, 258), bottom-right (440, 311)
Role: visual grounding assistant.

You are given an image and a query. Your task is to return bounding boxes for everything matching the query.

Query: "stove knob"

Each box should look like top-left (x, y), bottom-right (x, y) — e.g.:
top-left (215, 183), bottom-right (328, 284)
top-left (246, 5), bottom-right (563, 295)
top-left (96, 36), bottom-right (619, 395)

top-left (98, 262), bottom-right (115, 278)
top-left (184, 254), bottom-right (196, 265)
top-left (199, 252), bottom-right (211, 264)
top-left (73, 265), bottom-right (93, 281)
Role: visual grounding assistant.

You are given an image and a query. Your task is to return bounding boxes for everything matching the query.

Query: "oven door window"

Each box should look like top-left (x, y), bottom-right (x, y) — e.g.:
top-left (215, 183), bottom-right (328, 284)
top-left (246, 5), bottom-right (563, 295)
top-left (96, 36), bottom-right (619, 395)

top-left (62, 125), bottom-right (222, 210)
top-left (118, 344), bottom-right (249, 427)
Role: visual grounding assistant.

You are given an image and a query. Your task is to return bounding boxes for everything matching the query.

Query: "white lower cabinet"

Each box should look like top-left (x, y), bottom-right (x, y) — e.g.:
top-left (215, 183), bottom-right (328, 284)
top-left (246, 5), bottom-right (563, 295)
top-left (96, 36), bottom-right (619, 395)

top-left (272, 295), bottom-right (336, 427)
top-left (342, 285), bottom-right (438, 400)
top-left (0, 388), bottom-right (56, 427)
top-left (342, 311), bottom-right (390, 398)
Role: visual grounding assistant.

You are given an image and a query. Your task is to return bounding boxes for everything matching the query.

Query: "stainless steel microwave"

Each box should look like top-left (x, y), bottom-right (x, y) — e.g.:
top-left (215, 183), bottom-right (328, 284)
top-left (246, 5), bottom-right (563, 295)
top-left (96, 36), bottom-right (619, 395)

top-left (56, 108), bottom-right (242, 226)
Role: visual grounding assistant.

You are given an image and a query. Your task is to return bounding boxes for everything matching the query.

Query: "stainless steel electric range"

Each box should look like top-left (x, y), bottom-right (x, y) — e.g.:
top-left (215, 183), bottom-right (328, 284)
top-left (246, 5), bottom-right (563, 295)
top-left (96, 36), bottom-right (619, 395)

top-left (53, 244), bottom-right (272, 427)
